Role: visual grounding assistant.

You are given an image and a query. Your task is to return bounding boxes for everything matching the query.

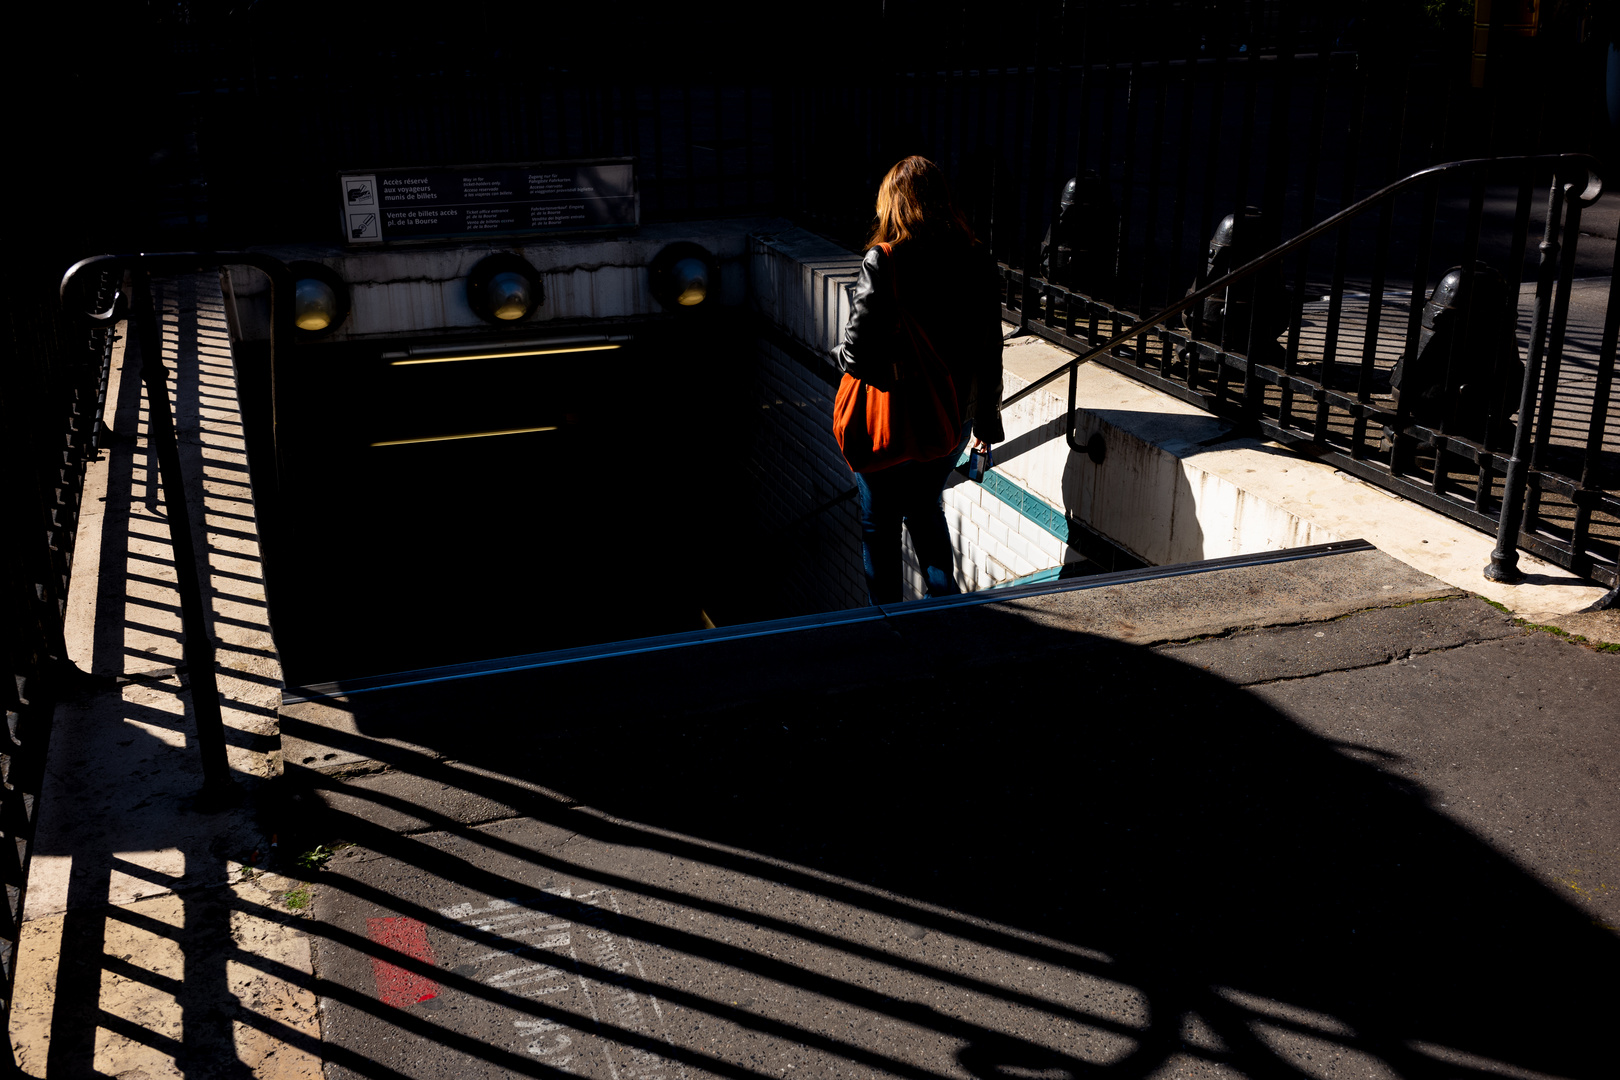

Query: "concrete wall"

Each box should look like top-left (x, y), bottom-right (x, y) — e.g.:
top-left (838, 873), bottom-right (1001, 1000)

top-left (227, 218), bottom-right (783, 342)
top-left (993, 348), bottom-right (1343, 568)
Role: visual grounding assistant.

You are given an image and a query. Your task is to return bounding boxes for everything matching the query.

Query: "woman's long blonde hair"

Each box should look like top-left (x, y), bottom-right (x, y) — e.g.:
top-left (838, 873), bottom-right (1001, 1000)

top-left (867, 155), bottom-right (976, 249)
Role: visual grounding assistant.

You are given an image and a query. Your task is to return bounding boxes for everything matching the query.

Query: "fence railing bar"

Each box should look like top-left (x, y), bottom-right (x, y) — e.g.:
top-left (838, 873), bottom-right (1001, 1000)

top-left (1578, 257), bottom-right (1619, 491)
top-left (1136, 22), bottom-right (1169, 318)
top-left (1194, 41), bottom-right (1226, 281)
top-left (1530, 192), bottom-right (1586, 476)
top-left (1567, 262), bottom-right (1618, 564)
top-left (1402, 178), bottom-right (1439, 377)
top-left (1233, 55), bottom-right (1259, 216)
top-left (1116, 36), bottom-right (1143, 311)
top-left (1506, 163), bottom-right (1537, 293)
top-left (1071, 15), bottom-right (1093, 189)
top-left (1165, 33), bottom-right (1198, 310)
top-left (1281, 39), bottom-right (1333, 422)
top-left (1456, 177), bottom-right (1493, 501)
top-left (1487, 176), bottom-right (1571, 582)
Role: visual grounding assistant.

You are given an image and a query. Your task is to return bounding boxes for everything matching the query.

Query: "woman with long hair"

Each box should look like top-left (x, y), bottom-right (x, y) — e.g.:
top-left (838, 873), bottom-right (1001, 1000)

top-left (833, 155), bottom-right (1005, 603)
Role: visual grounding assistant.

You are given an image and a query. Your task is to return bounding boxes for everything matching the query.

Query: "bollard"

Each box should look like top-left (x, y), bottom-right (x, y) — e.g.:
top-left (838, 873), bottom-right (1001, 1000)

top-left (1179, 207), bottom-right (1290, 365)
top-left (1037, 170), bottom-right (1117, 297)
top-left (1391, 262), bottom-right (1525, 446)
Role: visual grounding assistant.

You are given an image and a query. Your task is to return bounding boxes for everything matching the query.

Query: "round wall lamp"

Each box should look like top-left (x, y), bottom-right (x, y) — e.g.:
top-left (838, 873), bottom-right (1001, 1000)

top-left (289, 261), bottom-right (350, 338)
top-left (649, 243), bottom-right (718, 310)
top-left (468, 253), bottom-right (543, 324)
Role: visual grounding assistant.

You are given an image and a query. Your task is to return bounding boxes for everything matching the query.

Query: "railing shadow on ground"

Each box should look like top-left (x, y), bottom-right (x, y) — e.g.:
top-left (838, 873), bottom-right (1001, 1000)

top-left (273, 597), bottom-right (1618, 1080)
top-left (15, 275), bottom-right (307, 1079)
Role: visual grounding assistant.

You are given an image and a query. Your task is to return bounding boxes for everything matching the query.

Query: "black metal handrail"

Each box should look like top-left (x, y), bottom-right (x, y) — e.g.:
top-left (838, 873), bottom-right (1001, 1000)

top-left (997, 154), bottom-right (1615, 596)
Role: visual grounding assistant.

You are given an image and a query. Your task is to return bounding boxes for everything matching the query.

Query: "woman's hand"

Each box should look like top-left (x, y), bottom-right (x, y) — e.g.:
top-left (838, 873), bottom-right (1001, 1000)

top-left (970, 437), bottom-right (991, 453)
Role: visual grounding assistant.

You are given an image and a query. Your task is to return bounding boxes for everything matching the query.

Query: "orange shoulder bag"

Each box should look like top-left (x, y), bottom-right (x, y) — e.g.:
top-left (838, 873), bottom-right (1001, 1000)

top-left (832, 243), bottom-right (963, 472)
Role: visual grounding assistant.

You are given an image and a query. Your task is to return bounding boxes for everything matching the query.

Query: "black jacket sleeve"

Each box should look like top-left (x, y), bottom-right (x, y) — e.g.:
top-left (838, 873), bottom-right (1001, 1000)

top-left (832, 247), bottom-right (898, 389)
top-left (833, 241), bottom-right (1005, 443)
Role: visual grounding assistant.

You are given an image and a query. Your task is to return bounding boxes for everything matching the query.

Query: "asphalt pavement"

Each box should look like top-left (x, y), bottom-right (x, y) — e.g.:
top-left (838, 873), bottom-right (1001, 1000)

top-left (283, 547), bottom-right (1619, 1080)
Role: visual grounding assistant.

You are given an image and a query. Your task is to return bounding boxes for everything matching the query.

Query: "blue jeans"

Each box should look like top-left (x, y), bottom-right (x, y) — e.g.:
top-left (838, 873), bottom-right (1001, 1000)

top-left (853, 432), bottom-right (969, 605)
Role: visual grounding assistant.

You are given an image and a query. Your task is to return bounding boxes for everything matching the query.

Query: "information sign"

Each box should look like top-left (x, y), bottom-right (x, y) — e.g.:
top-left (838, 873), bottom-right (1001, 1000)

top-left (337, 160), bottom-right (637, 245)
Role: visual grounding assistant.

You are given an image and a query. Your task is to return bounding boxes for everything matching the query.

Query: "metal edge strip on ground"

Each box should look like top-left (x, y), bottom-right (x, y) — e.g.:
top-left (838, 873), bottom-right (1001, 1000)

top-left (281, 540), bottom-right (1377, 705)
top-left (878, 538), bottom-right (1376, 617)
top-left (280, 605), bottom-right (889, 704)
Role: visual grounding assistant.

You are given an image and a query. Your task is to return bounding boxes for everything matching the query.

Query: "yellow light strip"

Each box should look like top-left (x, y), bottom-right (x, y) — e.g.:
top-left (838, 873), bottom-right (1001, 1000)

top-left (390, 343), bottom-right (621, 366)
top-left (370, 425), bottom-right (559, 447)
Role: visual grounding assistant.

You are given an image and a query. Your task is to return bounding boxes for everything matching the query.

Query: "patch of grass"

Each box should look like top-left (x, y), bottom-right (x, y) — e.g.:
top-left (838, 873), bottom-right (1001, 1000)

top-left (1329, 595), bottom-right (1460, 622)
top-left (1523, 622), bottom-right (1586, 643)
top-left (1470, 594), bottom-right (1620, 651)
top-left (1390, 595), bottom-right (1457, 609)
top-left (297, 845), bottom-right (335, 871)
top-left (284, 886), bottom-right (312, 911)
top-left (1515, 619), bottom-right (1620, 652)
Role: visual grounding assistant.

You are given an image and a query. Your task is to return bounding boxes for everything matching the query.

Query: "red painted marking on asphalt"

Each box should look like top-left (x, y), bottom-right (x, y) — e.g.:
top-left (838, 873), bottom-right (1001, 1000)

top-left (367, 916), bottom-right (439, 1007)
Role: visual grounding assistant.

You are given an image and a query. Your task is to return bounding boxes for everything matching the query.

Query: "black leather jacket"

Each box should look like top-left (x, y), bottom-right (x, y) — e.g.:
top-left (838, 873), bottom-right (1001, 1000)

top-left (832, 234), bottom-right (1006, 444)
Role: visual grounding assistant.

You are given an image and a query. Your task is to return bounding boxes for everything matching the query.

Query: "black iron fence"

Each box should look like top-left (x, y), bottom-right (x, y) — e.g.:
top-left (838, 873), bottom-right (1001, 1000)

top-left (997, 155), bottom-right (1618, 592)
top-left (0, 265), bottom-right (119, 1062)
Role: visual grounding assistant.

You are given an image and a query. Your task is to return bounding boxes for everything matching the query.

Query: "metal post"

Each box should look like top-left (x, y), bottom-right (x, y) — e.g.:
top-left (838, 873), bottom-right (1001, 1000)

top-left (1485, 178), bottom-right (1565, 583)
top-left (1016, 15), bottom-right (1048, 335)
top-left (128, 271), bottom-right (239, 808)
top-left (1568, 241), bottom-right (1620, 607)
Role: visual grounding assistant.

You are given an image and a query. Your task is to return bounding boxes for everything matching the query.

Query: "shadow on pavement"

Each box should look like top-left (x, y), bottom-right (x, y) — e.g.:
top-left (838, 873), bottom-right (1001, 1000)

top-left (283, 598), bottom-right (1617, 1079)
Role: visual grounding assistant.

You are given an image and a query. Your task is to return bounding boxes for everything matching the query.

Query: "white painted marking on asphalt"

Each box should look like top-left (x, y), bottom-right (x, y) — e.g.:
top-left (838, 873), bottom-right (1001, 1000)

top-left (442, 886), bottom-right (685, 1079)
top-left (489, 963), bottom-right (572, 992)
top-left (577, 889), bottom-right (686, 1080)
top-left (608, 891), bottom-right (666, 1024)
top-left (470, 929), bottom-right (574, 962)
top-left (570, 942), bottom-right (621, 1080)
top-left (441, 898), bottom-right (515, 918)
top-left (470, 910), bottom-right (549, 929)
top-left (516, 1018), bottom-right (576, 1070)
